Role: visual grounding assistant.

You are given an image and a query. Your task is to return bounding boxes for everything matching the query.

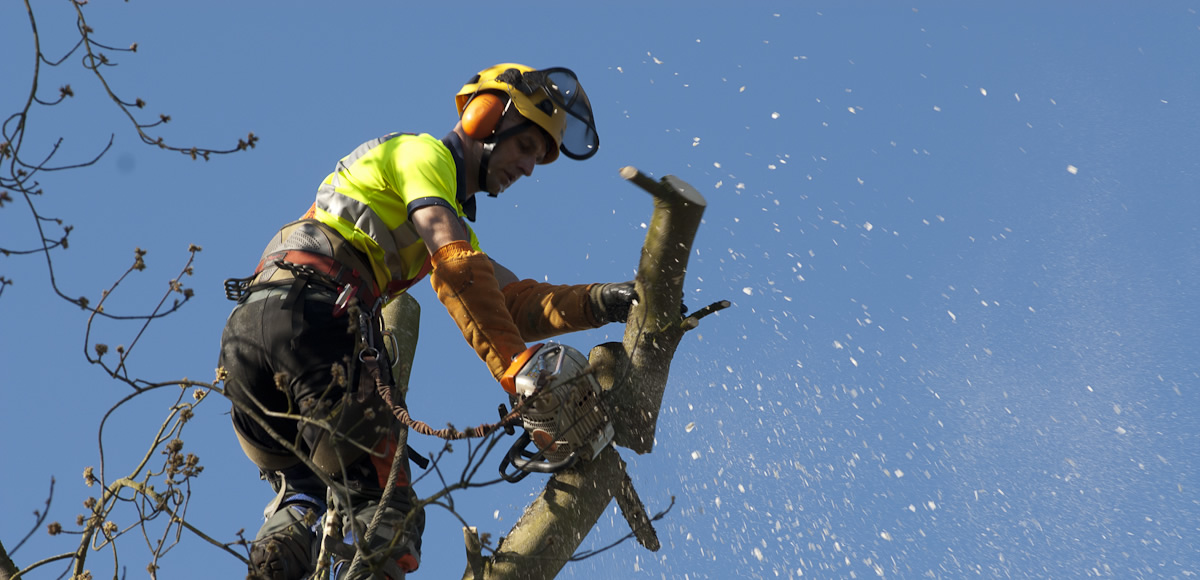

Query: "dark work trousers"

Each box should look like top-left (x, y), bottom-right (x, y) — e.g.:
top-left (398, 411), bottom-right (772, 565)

top-left (218, 284), bottom-right (424, 573)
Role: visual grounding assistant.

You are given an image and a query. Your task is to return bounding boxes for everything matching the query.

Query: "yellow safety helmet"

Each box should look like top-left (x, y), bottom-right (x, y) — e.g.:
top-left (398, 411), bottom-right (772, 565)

top-left (456, 63), bottom-right (599, 164)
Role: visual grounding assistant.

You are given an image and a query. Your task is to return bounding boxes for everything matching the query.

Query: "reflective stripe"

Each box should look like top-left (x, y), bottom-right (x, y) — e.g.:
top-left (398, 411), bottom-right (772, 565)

top-left (313, 189), bottom-right (402, 289)
top-left (329, 135), bottom-right (399, 190)
top-left (316, 183), bottom-right (403, 250)
top-left (394, 221), bottom-right (421, 248)
top-left (338, 133), bottom-right (402, 173)
top-left (312, 133), bottom-right (480, 296)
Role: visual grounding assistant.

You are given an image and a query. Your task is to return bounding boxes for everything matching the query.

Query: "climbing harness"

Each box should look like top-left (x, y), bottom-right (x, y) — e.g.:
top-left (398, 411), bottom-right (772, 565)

top-left (225, 219), bottom-right (381, 316)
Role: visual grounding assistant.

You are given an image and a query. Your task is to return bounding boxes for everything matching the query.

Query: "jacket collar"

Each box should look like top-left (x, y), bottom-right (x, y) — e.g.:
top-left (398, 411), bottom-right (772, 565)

top-left (441, 132), bottom-right (477, 222)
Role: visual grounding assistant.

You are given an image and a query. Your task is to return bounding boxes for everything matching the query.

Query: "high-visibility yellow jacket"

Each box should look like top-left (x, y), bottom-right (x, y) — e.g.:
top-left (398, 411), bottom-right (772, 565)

top-left (304, 131), bottom-right (602, 381)
top-left (310, 132), bottom-right (482, 298)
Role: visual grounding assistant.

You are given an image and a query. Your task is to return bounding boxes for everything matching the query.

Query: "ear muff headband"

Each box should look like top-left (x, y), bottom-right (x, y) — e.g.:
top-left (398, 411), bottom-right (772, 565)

top-left (461, 93), bottom-right (506, 139)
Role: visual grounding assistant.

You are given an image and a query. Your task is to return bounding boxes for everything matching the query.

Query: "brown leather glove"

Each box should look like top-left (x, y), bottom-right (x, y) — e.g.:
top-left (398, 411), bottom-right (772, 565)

top-left (502, 280), bottom-right (604, 341)
top-left (429, 241), bottom-right (527, 381)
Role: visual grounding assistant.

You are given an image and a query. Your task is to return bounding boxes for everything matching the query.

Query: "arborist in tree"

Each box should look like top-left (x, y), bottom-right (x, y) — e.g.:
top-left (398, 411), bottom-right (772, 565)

top-left (217, 63), bottom-right (636, 580)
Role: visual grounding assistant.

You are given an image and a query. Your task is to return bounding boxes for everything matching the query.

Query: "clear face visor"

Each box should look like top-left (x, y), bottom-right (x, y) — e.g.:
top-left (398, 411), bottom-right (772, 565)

top-left (521, 68), bottom-right (599, 160)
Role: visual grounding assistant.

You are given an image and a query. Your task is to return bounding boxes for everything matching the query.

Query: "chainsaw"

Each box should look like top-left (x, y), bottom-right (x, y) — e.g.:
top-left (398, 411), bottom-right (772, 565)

top-left (498, 342), bottom-right (615, 482)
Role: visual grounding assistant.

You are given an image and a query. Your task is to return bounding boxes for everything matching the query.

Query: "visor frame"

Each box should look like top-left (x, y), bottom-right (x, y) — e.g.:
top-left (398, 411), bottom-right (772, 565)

top-left (524, 67), bottom-right (600, 161)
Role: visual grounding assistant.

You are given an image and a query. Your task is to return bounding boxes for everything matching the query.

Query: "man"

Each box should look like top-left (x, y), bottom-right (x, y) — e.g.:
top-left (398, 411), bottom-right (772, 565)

top-left (218, 63), bottom-right (636, 579)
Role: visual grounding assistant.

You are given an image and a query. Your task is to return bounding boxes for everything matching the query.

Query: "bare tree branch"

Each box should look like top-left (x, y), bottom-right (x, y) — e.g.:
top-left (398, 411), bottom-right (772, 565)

top-left (2, 0), bottom-right (254, 319)
top-left (0, 3), bottom-right (257, 578)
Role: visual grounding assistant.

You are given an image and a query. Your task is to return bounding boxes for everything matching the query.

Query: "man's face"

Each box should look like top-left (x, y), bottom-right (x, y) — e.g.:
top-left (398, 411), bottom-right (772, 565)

top-left (486, 122), bottom-right (550, 195)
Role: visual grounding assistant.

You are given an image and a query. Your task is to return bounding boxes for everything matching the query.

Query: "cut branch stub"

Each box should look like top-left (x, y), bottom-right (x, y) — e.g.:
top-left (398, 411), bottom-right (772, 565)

top-left (380, 293), bottom-right (420, 398)
top-left (464, 526), bottom-right (485, 580)
top-left (613, 167), bottom-right (707, 454)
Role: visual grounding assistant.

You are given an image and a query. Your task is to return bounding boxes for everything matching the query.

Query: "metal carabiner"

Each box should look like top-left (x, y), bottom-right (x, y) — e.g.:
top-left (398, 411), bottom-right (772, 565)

top-left (382, 330), bottom-right (401, 369)
top-left (357, 307), bottom-right (374, 344)
top-left (355, 295), bottom-right (387, 366)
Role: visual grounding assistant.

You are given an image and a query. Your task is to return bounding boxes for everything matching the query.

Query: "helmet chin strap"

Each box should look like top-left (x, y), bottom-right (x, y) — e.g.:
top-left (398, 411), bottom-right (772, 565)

top-left (479, 119), bottom-right (538, 197)
top-left (478, 141), bottom-right (496, 196)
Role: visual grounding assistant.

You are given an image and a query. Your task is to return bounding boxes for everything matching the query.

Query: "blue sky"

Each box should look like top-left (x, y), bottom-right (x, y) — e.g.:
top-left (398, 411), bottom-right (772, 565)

top-left (3, 2), bottom-right (1197, 578)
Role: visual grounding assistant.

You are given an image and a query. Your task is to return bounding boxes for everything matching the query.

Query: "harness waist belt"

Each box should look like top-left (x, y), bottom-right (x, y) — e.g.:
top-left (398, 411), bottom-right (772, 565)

top-left (226, 219), bottom-right (382, 311)
top-left (252, 249), bottom-right (380, 311)
top-left (237, 285), bottom-right (338, 307)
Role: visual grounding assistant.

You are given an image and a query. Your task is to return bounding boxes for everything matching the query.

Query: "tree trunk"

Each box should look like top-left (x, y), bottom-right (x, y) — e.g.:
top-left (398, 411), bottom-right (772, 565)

top-left (465, 168), bottom-right (712, 579)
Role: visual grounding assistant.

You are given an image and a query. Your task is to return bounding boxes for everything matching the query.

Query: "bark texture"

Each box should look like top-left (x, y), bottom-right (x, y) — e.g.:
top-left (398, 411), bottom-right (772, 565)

top-left (465, 168), bottom-right (711, 579)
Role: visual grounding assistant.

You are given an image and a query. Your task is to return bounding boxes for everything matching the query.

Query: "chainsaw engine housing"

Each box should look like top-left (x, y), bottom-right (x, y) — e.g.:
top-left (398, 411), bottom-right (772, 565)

top-left (504, 343), bottom-right (614, 475)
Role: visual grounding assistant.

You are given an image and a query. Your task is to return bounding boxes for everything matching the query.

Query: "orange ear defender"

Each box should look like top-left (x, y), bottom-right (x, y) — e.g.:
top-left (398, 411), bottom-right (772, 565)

top-left (461, 93), bottom-right (506, 139)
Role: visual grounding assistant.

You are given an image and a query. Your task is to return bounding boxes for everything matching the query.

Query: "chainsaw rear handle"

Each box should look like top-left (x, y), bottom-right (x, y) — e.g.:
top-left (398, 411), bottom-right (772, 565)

top-left (498, 431), bottom-right (581, 483)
